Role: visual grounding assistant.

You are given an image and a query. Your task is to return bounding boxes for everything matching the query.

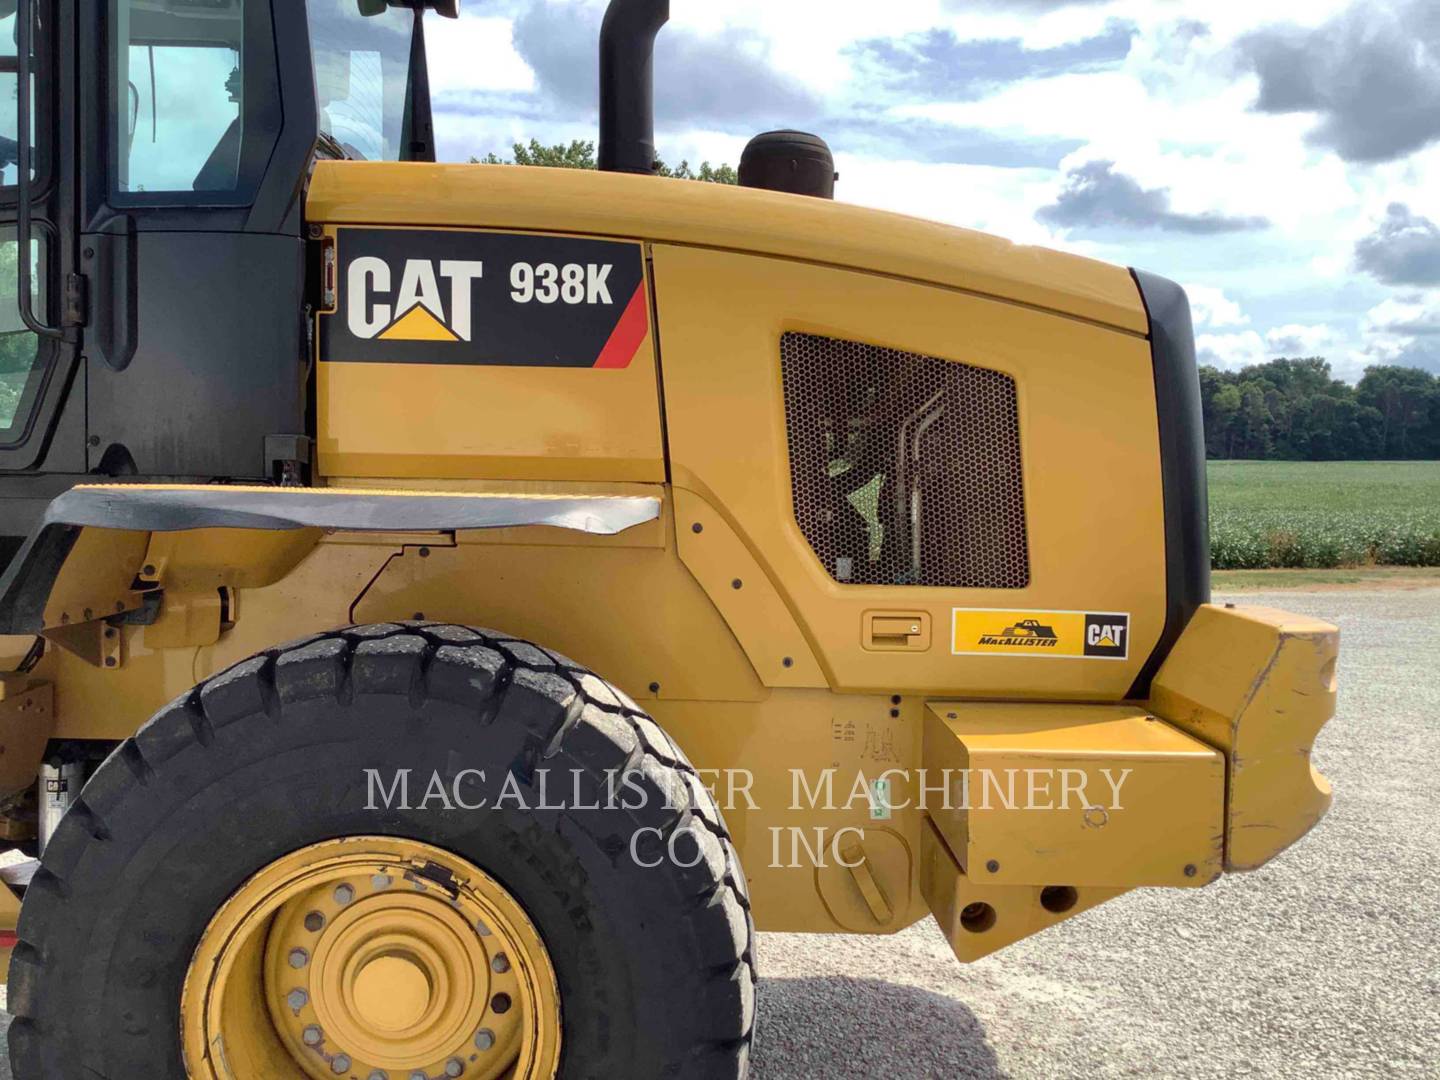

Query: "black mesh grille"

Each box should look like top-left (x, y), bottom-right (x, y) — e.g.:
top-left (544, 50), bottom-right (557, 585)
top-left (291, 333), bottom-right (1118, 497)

top-left (780, 332), bottom-right (1030, 588)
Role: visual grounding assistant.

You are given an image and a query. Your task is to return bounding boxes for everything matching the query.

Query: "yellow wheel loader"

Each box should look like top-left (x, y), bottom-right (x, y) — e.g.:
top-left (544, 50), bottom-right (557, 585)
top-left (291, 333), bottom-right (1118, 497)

top-left (0, 0), bottom-right (1337, 1077)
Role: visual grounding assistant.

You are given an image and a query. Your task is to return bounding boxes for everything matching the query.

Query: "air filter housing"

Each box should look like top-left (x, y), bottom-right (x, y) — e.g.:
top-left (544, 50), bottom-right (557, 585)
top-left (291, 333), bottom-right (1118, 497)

top-left (739, 131), bottom-right (837, 199)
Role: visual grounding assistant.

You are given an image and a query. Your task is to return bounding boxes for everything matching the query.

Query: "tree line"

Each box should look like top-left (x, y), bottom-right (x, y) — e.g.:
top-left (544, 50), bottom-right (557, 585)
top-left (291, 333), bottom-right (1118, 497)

top-left (1200, 359), bottom-right (1440, 460)
top-left (474, 139), bottom-right (737, 184)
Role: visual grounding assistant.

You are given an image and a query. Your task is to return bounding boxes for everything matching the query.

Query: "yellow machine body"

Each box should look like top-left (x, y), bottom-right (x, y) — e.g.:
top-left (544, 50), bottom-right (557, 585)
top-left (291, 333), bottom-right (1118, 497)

top-left (9, 162), bottom-right (1337, 965)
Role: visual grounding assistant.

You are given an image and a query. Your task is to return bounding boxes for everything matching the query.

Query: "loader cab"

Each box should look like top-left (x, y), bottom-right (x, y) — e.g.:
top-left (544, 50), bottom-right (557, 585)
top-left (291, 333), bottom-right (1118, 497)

top-left (0, 0), bottom-right (446, 556)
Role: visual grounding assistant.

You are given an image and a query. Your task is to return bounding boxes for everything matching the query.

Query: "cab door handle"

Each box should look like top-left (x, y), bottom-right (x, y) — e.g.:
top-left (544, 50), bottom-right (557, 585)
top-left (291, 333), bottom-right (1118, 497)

top-left (863, 611), bottom-right (931, 652)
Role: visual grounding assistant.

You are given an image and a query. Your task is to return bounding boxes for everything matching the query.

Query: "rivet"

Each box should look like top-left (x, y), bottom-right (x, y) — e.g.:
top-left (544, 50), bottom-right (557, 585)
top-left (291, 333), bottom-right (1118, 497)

top-left (782, 657), bottom-right (794, 668)
top-left (419, 547), bottom-right (431, 558)
top-left (731, 578), bottom-right (743, 590)
top-left (691, 522), bottom-right (703, 533)
top-left (445, 1060), bottom-right (465, 1077)
top-left (304, 911), bottom-right (326, 932)
top-left (301, 1024), bottom-right (323, 1046)
top-left (1184, 864), bottom-right (1198, 877)
top-left (331, 1055), bottom-right (351, 1075)
top-left (889, 708), bottom-right (900, 719)
top-left (371, 874), bottom-right (392, 890)
top-left (648, 682), bottom-right (660, 694)
top-left (333, 884), bottom-right (355, 905)
top-left (288, 948), bottom-right (309, 969)
top-left (491, 992), bottom-right (512, 1014)
top-left (475, 1028), bottom-right (496, 1050)
top-left (287, 988), bottom-right (308, 1010)
top-left (105, 657), bottom-right (118, 668)
top-left (985, 859), bottom-right (1000, 874)
top-left (143, 564), bottom-right (156, 576)
top-left (491, 953), bottom-right (510, 974)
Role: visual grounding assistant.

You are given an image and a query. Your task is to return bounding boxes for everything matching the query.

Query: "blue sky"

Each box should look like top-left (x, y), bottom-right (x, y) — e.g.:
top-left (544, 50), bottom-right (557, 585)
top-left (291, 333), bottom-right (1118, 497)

top-left (427, 0), bottom-right (1440, 381)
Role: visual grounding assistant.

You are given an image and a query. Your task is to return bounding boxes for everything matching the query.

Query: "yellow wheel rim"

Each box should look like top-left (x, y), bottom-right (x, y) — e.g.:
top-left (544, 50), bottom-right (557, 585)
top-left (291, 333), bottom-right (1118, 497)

top-left (181, 837), bottom-right (561, 1080)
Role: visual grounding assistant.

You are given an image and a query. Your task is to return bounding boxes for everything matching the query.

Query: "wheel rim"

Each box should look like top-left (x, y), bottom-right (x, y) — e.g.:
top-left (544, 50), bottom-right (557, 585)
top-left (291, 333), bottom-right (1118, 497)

top-left (181, 837), bottom-right (561, 1080)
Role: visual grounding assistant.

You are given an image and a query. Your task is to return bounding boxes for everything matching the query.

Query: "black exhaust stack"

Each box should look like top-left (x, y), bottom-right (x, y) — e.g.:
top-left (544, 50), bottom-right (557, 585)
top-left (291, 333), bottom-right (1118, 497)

top-left (599, 0), bottom-right (670, 174)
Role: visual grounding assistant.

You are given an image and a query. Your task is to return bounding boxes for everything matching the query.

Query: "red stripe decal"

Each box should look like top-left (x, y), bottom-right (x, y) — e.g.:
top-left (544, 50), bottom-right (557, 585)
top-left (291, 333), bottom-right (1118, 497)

top-left (593, 284), bottom-right (649, 370)
top-left (0, 930), bottom-right (17, 949)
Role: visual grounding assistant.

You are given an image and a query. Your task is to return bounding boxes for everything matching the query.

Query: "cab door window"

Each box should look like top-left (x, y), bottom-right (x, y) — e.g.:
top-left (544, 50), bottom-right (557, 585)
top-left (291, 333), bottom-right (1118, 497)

top-left (110, 0), bottom-right (282, 202)
top-left (0, 6), bottom-right (50, 441)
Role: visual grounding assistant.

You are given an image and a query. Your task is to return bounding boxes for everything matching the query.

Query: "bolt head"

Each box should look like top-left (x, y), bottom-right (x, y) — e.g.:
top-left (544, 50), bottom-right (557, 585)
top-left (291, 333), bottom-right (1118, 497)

top-left (1184, 863), bottom-right (1198, 877)
top-left (491, 992), bottom-right (512, 1014)
top-left (985, 859), bottom-right (1000, 874)
top-left (287, 988), bottom-right (308, 1010)
top-left (331, 1054), bottom-right (351, 1074)
top-left (368, 1072), bottom-right (390, 1080)
top-left (288, 948), bottom-right (309, 969)
top-left (475, 1028), bottom-right (496, 1050)
top-left (371, 874), bottom-right (392, 890)
top-left (301, 1024), bottom-right (323, 1046)
top-left (446, 1059), bottom-right (465, 1077)
top-left (491, 953), bottom-right (510, 974)
top-left (304, 911), bottom-right (326, 932)
top-left (333, 884), bottom-right (355, 905)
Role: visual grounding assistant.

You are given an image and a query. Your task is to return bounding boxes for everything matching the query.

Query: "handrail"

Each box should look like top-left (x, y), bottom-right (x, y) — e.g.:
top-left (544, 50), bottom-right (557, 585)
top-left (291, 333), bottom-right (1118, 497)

top-left (16, 0), bottom-right (59, 338)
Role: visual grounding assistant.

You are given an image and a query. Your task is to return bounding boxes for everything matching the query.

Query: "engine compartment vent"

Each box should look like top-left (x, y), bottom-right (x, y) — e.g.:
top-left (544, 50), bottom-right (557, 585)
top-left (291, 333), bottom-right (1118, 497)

top-left (780, 332), bottom-right (1030, 589)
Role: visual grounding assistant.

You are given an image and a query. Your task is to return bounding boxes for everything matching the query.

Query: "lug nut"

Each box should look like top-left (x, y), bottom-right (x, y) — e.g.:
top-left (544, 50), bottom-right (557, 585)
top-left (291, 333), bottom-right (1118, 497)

top-left (368, 1072), bottom-right (389, 1080)
top-left (475, 1028), bottom-right (495, 1050)
top-left (411, 1072), bottom-right (429, 1080)
top-left (302, 1025), bottom-right (323, 1046)
top-left (288, 948), bottom-right (309, 969)
top-left (304, 911), bottom-right (326, 932)
top-left (491, 992), bottom-right (512, 1014)
top-left (475, 918), bottom-right (492, 937)
top-left (334, 884), bottom-right (355, 905)
top-left (331, 1054), bottom-right (351, 1074)
top-left (371, 874), bottom-right (393, 890)
top-left (445, 1059), bottom-right (465, 1077)
top-left (287, 988), bottom-right (308, 1011)
top-left (491, 953), bottom-right (510, 974)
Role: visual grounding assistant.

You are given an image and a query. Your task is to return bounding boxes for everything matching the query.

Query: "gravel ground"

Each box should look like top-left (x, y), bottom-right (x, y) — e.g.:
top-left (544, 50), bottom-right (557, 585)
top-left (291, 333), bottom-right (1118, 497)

top-left (2, 589), bottom-right (1436, 1078)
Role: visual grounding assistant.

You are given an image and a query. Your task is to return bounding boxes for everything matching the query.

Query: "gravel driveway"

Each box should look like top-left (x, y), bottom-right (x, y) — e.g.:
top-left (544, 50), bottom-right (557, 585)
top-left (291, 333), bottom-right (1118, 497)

top-left (3, 589), bottom-right (1436, 1078)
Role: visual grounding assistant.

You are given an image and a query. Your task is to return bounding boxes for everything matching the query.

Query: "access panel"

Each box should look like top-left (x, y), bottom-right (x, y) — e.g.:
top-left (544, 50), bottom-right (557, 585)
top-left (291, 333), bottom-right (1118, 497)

top-left (315, 226), bottom-right (664, 482)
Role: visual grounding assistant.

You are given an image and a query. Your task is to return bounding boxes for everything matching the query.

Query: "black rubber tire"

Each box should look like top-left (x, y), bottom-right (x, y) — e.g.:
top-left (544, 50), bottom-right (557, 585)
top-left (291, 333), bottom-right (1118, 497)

top-left (8, 624), bottom-right (755, 1079)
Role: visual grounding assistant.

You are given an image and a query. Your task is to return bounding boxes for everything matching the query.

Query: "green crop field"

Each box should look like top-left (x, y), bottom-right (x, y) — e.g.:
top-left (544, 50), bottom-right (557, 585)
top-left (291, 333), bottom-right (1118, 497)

top-left (1208, 461), bottom-right (1440, 569)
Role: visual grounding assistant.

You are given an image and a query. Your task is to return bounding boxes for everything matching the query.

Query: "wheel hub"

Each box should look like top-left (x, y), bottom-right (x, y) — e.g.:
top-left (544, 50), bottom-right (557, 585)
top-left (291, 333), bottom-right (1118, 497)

top-left (181, 837), bottom-right (561, 1080)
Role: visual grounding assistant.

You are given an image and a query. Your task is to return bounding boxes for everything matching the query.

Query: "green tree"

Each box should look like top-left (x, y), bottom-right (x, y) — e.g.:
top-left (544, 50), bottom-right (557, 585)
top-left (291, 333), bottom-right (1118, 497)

top-left (473, 139), bottom-right (737, 184)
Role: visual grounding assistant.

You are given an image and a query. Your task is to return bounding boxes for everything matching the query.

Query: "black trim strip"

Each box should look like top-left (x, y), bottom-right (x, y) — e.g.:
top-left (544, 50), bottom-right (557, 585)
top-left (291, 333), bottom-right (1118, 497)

top-left (1127, 269), bottom-right (1211, 698)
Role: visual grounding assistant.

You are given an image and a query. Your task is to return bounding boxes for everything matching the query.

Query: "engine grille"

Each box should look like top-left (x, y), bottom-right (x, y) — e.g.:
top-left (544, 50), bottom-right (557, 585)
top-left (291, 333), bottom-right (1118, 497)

top-left (780, 332), bottom-right (1030, 589)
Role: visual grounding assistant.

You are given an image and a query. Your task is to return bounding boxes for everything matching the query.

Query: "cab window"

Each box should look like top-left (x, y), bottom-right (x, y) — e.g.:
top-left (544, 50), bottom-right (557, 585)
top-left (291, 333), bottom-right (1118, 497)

top-left (307, 0), bottom-right (414, 162)
top-left (0, 233), bottom-right (46, 434)
top-left (110, 0), bottom-right (281, 201)
top-left (1, 8), bottom-right (40, 188)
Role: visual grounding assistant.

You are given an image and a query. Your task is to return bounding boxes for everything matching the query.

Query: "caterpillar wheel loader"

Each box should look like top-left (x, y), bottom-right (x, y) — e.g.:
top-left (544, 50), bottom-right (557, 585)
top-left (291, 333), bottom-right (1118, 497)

top-left (0, 0), bottom-right (1338, 1076)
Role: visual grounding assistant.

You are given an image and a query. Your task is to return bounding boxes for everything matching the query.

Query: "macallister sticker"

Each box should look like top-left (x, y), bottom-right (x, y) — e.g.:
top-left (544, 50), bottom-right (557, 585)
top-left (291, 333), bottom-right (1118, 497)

top-left (951, 609), bottom-right (1131, 660)
top-left (320, 228), bottom-right (649, 369)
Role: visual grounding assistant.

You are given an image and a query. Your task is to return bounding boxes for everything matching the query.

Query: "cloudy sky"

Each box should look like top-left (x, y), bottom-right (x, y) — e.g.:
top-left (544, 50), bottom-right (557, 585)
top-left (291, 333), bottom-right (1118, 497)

top-left (426, 0), bottom-right (1440, 381)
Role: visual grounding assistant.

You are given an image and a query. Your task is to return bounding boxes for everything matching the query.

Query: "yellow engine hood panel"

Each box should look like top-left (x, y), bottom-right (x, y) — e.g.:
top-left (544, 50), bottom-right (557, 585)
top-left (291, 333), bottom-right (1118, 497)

top-left (306, 161), bottom-right (1147, 334)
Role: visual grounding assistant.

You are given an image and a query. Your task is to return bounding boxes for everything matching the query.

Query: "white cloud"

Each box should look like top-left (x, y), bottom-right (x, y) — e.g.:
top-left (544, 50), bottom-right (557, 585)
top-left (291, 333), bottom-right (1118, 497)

top-left (1265, 322), bottom-right (1340, 355)
top-left (1197, 329), bottom-right (1268, 371)
top-left (428, 14), bottom-right (535, 94)
top-left (1185, 283), bottom-right (1250, 328)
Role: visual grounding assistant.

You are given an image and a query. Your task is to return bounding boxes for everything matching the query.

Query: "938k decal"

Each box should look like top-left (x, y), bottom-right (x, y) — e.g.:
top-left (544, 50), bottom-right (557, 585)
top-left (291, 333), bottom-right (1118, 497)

top-left (321, 228), bottom-right (649, 369)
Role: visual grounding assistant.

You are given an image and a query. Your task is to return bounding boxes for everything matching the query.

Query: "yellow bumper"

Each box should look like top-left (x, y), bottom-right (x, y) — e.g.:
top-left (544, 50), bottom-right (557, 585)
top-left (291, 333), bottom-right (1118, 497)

top-left (1149, 603), bottom-right (1337, 871)
top-left (920, 603), bottom-right (1337, 962)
